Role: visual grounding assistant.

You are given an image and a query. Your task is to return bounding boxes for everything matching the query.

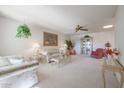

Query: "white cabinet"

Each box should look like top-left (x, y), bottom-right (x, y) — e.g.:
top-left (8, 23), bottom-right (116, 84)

top-left (80, 35), bottom-right (93, 56)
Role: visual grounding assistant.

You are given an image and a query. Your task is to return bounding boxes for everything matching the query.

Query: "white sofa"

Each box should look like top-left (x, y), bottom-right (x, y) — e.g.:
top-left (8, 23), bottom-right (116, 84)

top-left (40, 49), bottom-right (61, 63)
top-left (0, 56), bottom-right (39, 88)
top-left (40, 48), bottom-right (68, 63)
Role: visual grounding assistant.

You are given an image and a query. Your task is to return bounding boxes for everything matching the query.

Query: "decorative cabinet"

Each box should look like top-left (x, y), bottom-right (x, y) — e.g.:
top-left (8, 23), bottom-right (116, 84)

top-left (80, 35), bottom-right (93, 56)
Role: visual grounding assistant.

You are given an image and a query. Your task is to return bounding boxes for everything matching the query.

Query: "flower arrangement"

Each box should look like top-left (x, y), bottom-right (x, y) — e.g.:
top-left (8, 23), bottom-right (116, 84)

top-left (112, 48), bottom-right (120, 59)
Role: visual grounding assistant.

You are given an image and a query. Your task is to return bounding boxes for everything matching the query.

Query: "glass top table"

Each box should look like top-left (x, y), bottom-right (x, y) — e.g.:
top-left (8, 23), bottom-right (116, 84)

top-left (102, 55), bottom-right (124, 88)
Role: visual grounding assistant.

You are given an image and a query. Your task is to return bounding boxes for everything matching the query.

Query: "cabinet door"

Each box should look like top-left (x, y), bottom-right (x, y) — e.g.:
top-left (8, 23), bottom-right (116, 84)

top-left (81, 36), bottom-right (93, 55)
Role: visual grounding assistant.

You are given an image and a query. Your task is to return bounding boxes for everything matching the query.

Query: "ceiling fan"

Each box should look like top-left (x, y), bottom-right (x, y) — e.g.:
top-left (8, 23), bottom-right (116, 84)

top-left (75, 25), bottom-right (88, 32)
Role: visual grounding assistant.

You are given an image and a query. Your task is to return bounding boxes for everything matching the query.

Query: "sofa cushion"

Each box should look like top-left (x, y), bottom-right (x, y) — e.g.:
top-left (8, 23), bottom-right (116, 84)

top-left (0, 57), bottom-right (11, 67)
top-left (0, 61), bottom-right (39, 75)
top-left (3, 56), bottom-right (25, 65)
top-left (9, 58), bottom-right (24, 65)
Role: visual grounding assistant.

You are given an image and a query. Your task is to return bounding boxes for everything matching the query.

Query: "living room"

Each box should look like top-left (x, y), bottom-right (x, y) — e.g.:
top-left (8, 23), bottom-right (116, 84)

top-left (0, 5), bottom-right (124, 88)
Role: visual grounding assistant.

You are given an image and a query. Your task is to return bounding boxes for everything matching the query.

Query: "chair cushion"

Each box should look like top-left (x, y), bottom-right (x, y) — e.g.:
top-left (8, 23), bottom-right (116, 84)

top-left (91, 48), bottom-right (104, 59)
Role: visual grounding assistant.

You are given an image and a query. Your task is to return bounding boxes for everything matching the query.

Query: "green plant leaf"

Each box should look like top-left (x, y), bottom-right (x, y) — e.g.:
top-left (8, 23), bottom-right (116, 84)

top-left (65, 40), bottom-right (73, 50)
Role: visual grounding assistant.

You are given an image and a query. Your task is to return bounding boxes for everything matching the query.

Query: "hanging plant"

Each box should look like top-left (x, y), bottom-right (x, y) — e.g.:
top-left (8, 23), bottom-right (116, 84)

top-left (16, 24), bottom-right (32, 38)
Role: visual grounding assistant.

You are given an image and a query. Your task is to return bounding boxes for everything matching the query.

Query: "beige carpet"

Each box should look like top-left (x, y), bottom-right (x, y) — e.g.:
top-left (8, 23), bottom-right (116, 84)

top-left (35, 55), bottom-right (119, 88)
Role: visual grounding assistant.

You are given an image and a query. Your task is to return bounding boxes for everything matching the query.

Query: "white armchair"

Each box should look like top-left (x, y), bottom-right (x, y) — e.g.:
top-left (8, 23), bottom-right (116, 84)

top-left (40, 48), bottom-right (68, 63)
top-left (40, 49), bottom-right (60, 63)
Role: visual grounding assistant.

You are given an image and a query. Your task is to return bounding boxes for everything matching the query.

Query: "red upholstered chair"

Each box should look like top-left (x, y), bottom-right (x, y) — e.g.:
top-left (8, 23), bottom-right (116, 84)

top-left (91, 48), bottom-right (105, 59)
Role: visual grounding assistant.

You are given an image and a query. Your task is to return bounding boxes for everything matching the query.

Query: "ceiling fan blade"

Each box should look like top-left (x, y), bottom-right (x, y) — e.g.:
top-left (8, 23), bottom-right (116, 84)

top-left (75, 25), bottom-right (88, 32)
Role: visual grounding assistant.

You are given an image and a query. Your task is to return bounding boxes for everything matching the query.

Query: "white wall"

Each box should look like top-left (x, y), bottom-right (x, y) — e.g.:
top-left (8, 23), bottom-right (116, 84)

top-left (71, 31), bottom-right (115, 55)
top-left (0, 16), bottom-right (69, 56)
top-left (115, 6), bottom-right (124, 66)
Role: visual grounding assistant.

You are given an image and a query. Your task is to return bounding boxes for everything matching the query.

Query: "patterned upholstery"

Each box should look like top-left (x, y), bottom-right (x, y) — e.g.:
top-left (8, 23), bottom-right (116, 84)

top-left (0, 56), bottom-right (39, 88)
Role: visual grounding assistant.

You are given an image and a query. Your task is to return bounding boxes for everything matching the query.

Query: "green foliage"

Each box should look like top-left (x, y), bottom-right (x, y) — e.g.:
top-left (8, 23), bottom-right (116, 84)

top-left (16, 24), bottom-right (32, 38)
top-left (65, 40), bottom-right (73, 50)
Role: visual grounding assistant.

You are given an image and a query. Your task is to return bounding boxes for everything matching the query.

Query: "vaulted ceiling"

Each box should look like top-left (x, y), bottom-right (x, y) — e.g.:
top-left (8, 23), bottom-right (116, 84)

top-left (0, 5), bottom-right (117, 34)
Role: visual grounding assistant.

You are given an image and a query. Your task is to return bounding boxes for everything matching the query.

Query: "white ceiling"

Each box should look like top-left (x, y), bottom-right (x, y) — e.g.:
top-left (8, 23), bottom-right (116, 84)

top-left (0, 5), bottom-right (117, 34)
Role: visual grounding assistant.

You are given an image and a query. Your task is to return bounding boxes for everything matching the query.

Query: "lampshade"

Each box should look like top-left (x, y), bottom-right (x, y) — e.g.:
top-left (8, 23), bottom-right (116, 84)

top-left (32, 42), bottom-right (41, 51)
top-left (105, 42), bottom-right (111, 47)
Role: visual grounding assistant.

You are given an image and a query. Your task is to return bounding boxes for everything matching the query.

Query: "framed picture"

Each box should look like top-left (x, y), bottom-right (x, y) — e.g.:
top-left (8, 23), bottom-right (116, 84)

top-left (43, 32), bottom-right (58, 46)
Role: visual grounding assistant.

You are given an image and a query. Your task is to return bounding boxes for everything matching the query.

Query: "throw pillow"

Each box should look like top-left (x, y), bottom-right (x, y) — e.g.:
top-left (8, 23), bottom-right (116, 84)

top-left (9, 58), bottom-right (24, 65)
top-left (0, 58), bottom-right (11, 67)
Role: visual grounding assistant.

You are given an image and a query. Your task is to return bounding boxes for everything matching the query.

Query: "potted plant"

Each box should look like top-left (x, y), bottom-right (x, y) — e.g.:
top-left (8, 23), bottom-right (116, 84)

top-left (65, 40), bottom-right (76, 55)
top-left (65, 40), bottom-right (73, 50)
top-left (16, 24), bottom-right (32, 38)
